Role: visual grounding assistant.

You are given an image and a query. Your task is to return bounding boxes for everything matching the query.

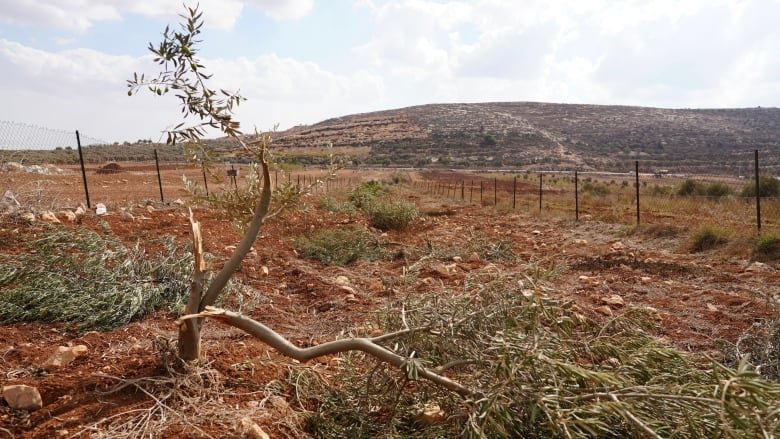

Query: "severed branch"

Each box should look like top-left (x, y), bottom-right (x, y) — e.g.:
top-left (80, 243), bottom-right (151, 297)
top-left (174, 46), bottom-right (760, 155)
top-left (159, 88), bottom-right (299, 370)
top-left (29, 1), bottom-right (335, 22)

top-left (176, 307), bottom-right (477, 398)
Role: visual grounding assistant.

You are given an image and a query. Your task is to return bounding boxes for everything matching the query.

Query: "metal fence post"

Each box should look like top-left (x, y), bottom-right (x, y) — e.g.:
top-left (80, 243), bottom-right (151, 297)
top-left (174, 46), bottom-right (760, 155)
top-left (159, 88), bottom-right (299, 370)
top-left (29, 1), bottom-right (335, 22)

top-left (480, 181), bottom-right (484, 203)
top-left (154, 148), bottom-right (164, 203)
top-left (201, 161), bottom-right (209, 196)
top-left (635, 161), bottom-right (640, 225)
top-left (755, 150), bottom-right (762, 233)
top-left (494, 177), bottom-right (497, 205)
top-left (513, 176), bottom-right (517, 209)
top-left (75, 130), bottom-right (91, 209)
top-left (539, 173), bottom-right (543, 213)
top-left (575, 170), bottom-right (579, 222)
top-left (461, 180), bottom-right (465, 200)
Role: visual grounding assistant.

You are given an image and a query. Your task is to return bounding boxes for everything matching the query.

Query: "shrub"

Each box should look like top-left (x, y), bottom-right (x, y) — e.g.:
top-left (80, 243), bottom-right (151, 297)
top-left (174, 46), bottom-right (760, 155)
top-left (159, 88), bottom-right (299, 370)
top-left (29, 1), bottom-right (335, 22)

top-left (754, 234), bottom-right (780, 260)
top-left (582, 181), bottom-right (610, 196)
top-left (295, 226), bottom-right (384, 265)
top-left (689, 226), bottom-right (730, 252)
top-left (705, 182), bottom-right (732, 198)
top-left (741, 175), bottom-right (780, 197)
top-left (650, 184), bottom-right (671, 196)
top-left (317, 196), bottom-right (356, 214)
top-left (676, 178), bottom-right (706, 196)
top-left (365, 199), bottom-right (419, 231)
top-left (348, 180), bottom-right (387, 209)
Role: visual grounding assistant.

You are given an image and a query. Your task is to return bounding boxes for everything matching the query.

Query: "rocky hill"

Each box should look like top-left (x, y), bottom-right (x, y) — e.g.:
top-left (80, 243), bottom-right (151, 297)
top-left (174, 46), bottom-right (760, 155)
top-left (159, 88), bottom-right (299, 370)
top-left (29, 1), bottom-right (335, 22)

top-left (271, 102), bottom-right (780, 173)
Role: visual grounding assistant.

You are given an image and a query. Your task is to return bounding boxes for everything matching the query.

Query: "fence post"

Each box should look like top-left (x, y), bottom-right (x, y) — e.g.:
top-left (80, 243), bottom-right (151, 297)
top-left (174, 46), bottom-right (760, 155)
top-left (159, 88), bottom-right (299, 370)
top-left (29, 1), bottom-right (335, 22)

top-left (755, 149), bottom-right (762, 233)
top-left (75, 130), bottom-right (91, 209)
top-left (154, 148), bottom-right (164, 203)
top-left (275, 170), bottom-right (278, 189)
top-left (461, 180), bottom-right (465, 200)
top-left (494, 177), bottom-right (497, 205)
top-left (470, 180), bottom-right (474, 203)
top-left (635, 161), bottom-right (640, 225)
top-left (539, 173), bottom-right (543, 213)
top-left (512, 176), bottom-right (517, 209)
top-left (201, 161), bottom-right (209, 196)
top-left (574, 170), bottom-right (579, 222)
top-left (480, 181), bottom-right (484, 203)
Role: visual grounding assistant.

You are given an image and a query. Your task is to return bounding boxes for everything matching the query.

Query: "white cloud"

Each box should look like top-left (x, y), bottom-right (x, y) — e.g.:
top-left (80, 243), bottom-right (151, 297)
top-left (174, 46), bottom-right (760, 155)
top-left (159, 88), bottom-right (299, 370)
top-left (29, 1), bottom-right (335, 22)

top-left (0, 0), bottom-right (312, 31)
top-left (0, 39), bottom-right (384, 141)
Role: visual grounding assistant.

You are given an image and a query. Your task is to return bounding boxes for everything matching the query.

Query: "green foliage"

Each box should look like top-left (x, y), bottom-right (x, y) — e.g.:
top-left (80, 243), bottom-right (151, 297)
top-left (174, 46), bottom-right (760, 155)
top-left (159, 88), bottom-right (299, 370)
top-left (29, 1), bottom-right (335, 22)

top-left (306, 272), bottom-right (780, 438)
top-left (348, 180), bottom-right (388, 209)
top-left (741, 175), bottom-right (780, 197)
top-left (365, 199), bottom-right (419, 231)
top-left (582, 181), bottom-right (610, 196)
top-left (650, 184), bottom-right (672, 196)
top-left (754, 234), bottom-right (780, 260)
top-left (689, 226), bottom-right (731, 252)
top-left (295, 226), bottom-right (384, 265)
top-left (676, 179), bottom-right (706, 196)
top-left (0, 226), bottom-right (192, 331)
top-left (481, 134), bottom-right (497, 146)
top-left (705, 182), bottom-right (732, 198)
top-left (317, 196), bottom-right (356, 214)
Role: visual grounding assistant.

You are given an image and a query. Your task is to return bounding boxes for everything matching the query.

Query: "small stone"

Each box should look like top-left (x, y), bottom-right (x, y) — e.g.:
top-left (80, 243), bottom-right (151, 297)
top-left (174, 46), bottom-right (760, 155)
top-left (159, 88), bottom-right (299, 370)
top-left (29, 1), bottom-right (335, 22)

top-left (640, 276), bottom-right (652, 283)
top-left (610, 241), bottom-right (626, 251)
top-left (173, 198), bottom-right (185, 206)
top-left (340, 285), bottom-right (357, 295)
top-left (74, 206), bottom-right (86, 216)
top-left (745, 262), bottom-right (769, 273)
top-left (578, 275), bottom-right (592, 282)
top-left (433, 263), bottom-right (452, 278)
top-left (145, 205), bottom-right (155, 213)
top-left (706, 303), bottom-right (719, 313)
top-left (120, 209), bottom-right (134, 222)
top-left (595, 305), bottom-right (614, 317)
top-left (344, 293), bottom-right (359, 303)
top-left (334, 275), bottom-right (350, 286)
top-left (239, 417), bottom-right (270, 439)
top-left (2, 190), bottom-right (20, 206)
top-left (95, 203), bottom-right (107, 215)
top-left (261, 266), bottom-right (269, 276)
top-left (20, 212), bottom-right (36, 223)
top-left (40, 211), bottom-right (60, 224)
top-left (574, 239), bottom-right (588, 245)
top-left (59, 210), bottom-right (77, 222)
top-left (602, 294), bottom-right (625, 307)
top-left (414, 403), bottom-right (447, 425)
top-left (467, 252), bottom-right (481, 263)
top-left (452, 256), bottom-right (462, 262)
top-left (224, 245), bottom-right (237, 251)
top-left (42, 345), bottom-right (88, 369)
top-left (531, 230), bottom-right (542, 235)
top-left (2, 384), bottom-right (43, 411)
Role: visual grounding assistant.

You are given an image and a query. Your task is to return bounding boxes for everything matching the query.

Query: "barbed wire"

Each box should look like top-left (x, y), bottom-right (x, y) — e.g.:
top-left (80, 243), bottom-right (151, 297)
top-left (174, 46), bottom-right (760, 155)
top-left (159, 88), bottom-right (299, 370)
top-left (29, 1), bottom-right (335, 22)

top-left (0, 120), bottom-right (109, 150)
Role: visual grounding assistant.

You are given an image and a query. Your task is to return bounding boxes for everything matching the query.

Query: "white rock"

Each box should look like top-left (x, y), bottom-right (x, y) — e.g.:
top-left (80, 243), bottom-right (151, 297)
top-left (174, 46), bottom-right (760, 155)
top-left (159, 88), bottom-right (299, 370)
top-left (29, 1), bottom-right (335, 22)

top-left (601, 295), bottom-right (625, 307)
top-left (452, 256), bottom-right (463, 262)
top-left (532, 230), bottom-right (542, 235)
top-left (239, 417), bottom-right (270, 439)
top-left (145, 205), bottom-right (155, 213)
top-left (19, 212), bottom-right (36, 223)
top-left (95, 203), bottom-right (107, 215)
top-left (74, 206), bottom-right (86, 217)
top-left (2, 190), bottom-right (20, 206)
top-left (42, 345), bottom-right (88, 369)
top-left (261, 266), bottom-right (269, 276)
top-left (120, 209), bottom-right (134, 222)
top-left (2, 384), bottom-right (43, 411)
top-left (640, 276), bottom-right (652, 283)
top-left (334, 275), bottom-right (350, 286)
top-left (59, 210), bottom-right (77, 222)
top-left (40, 211), bottom-right (61, 224)
top-left (173, 198), bottom-right (185, 206)
top-left (414, 404), bottom-right (447, 425)
top-left (706, 303), bottom-right (719, 313)
top-left (595, 305), bottom-right (614, 317)
top-left (467, 252), bottom-right (481, 263)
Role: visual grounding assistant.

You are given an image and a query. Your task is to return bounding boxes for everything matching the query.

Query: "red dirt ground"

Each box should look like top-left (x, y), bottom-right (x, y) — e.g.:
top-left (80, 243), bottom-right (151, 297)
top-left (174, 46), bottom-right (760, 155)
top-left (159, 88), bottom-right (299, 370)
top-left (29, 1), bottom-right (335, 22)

top-left (1, 168), bottom-right (778, 438)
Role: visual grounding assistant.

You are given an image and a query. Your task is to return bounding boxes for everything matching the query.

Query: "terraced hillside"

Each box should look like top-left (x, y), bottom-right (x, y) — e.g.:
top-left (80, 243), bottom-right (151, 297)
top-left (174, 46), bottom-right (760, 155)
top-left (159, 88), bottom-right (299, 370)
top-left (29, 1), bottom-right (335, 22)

top-left (271, 102), bottom-right (780, 173)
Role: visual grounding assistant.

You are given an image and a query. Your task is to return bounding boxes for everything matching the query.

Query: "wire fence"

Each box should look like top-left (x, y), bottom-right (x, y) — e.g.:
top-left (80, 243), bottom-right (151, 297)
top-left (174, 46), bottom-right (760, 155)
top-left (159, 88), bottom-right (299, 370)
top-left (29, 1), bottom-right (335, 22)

top-left (415, 153), bottom-right (780, 234)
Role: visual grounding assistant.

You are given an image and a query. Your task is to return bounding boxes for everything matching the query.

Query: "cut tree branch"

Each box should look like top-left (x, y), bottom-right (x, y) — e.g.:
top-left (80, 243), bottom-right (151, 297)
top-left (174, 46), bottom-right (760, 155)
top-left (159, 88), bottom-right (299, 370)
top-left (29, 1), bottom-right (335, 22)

top-left (176, 307), bottom-right (477, 398)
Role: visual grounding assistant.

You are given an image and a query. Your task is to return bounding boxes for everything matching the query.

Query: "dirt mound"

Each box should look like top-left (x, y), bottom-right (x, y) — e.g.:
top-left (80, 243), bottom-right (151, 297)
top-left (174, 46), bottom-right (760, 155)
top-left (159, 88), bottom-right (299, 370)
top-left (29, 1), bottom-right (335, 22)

top-left (96, 162), bottom-right (122, 174)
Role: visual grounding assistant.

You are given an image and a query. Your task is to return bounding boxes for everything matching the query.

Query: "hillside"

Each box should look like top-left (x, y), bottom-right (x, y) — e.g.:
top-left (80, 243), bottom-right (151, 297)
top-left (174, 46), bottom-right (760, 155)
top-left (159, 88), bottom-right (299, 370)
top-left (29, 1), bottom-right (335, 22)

top-left (271, 102), bottom-right (780, 173)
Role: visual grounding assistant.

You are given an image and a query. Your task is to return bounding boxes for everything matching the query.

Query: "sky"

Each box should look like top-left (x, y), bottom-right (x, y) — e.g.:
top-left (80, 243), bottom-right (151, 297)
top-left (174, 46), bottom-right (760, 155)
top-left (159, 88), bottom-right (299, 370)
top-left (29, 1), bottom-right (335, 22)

top-left (1, 0), bottom-right (779, 144)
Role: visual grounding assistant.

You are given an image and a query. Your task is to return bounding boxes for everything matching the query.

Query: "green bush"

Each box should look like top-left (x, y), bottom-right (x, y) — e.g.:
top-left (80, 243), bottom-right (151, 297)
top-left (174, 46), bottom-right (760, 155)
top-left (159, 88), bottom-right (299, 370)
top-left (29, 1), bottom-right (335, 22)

top-left (348, 180), bottom-right (387, 209)
top-left (365, 199), bottom-right (419, 231)
top-left (676, 179), bottom-right (706, 196)
top-left (317, 196), bottom-right (356, 214)
top-left (741, 175), bottom-right (780, 197)
top-left (582, 181), bottom-right (610, 196)
top-left (650, 184), bottom-right (671, 196)
top-left (689, 226), bottom-right (730, 252)
top-left (705, 182), bottom-right (732, 198)
top-left (755, 234), bottom-right (780, 260)
top-left (295, 226), bottom-right (384, 265)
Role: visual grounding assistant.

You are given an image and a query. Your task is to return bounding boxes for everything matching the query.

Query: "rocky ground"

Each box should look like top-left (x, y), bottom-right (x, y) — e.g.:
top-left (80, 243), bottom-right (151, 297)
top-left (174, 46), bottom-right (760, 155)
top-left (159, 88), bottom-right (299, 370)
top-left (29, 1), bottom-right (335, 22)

top-left (0, 171), bottom-right (778, 438)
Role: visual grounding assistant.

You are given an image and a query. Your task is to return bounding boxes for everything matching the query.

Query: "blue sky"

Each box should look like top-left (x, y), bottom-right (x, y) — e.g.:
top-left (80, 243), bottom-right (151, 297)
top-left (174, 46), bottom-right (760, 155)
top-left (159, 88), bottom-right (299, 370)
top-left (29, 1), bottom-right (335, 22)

top-left (1, 0), bottom-right (779, 143)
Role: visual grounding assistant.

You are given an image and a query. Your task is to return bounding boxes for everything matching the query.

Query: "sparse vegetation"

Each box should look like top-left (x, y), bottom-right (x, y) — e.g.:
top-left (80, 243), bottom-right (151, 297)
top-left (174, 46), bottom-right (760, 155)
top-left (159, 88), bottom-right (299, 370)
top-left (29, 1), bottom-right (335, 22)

top-left (365, 199), bottom-right (419, 231)
top-left (741, 175), bottom-right (780, 197)
top-left (295, 226), bottom-right (384, 265)
top-left (348, 180), bottom-right (388, 209)
top-left (689, 225), bottom-right (731, 252)
top-left (754, 234), bottom-right (780, 260)
top-left (582, 181), bottom-right (611, 196)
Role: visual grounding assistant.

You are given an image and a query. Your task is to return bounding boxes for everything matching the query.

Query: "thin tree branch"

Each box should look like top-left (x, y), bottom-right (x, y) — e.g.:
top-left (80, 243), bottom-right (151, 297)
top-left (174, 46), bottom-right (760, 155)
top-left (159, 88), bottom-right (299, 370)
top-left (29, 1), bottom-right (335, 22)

top-left (176, 307), bottom-right (477, 398)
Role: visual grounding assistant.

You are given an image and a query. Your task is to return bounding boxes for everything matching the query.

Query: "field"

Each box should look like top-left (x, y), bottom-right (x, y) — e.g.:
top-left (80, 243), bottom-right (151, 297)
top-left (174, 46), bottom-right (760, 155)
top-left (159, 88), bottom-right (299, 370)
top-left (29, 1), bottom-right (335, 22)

top-left (1, 163), bottom-right (780, 437)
